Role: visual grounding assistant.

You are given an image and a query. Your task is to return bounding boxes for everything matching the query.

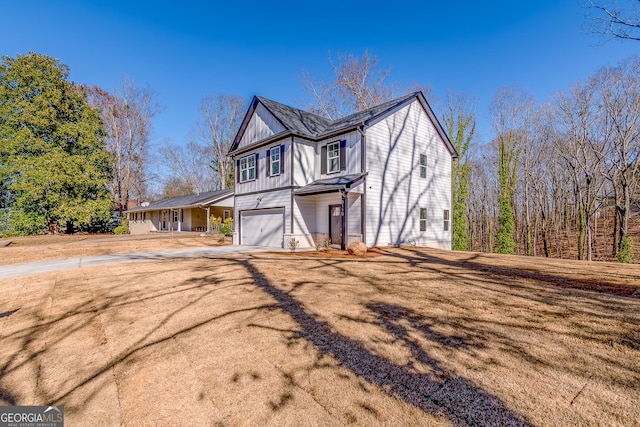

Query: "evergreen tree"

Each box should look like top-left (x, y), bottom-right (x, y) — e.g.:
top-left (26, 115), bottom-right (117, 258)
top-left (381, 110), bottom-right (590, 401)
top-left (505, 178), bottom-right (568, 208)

top-left (0, 52), bottom-right (113, 235)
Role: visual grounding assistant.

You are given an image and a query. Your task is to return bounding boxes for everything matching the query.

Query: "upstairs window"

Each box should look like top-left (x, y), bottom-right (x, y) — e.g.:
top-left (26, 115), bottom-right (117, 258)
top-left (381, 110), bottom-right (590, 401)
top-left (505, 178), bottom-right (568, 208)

top-left (239, 154), bottom-right (256, 183)
top-left (420, 154), bottom-right (427, 178)
top-left (268, 145), bottom-right (281, 176)
top-left (321, 140), bottom-right (345, 174)
top-left (420, 208), bottom-right (427, 232)
top-left (328, 141), bottom-right (340, 173)
top-left (444, 209), bottom-right (450, 231)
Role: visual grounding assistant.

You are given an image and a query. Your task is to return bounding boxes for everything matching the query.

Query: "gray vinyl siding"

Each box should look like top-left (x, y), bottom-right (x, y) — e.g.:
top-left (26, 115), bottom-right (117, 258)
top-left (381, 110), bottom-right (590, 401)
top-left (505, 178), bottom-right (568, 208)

top-left (365, 100), bottom-right (452, 249)
top-left (238, 103), bottom-right (286, 149)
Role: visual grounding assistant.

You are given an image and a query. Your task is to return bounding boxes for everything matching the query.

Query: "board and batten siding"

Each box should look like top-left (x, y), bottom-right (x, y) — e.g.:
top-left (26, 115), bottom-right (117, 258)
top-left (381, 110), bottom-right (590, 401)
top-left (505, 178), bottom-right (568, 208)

top-left (235, 138), bottom-right (290, 195)
top-left (365, 99), bottom-right (452, 249)
top-left (238, 103), bottom-right (286, 149)
top-left (293, 138), bottom-right (316, 187)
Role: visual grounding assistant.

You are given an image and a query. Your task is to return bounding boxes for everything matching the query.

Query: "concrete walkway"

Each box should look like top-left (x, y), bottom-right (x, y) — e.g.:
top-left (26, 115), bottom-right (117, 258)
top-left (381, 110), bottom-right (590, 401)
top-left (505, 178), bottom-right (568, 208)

top-left (0, 245), bottom-right (284, 279)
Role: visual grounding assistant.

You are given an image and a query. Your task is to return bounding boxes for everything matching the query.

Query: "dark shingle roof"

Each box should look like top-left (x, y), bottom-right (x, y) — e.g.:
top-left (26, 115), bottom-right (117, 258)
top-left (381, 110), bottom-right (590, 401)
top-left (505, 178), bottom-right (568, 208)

top-left (230, 91), bottom-right (456, 157)
top-left (257, 97), bottom-right (331, 137)
top-left (319, 92), bottom-right (418, 136)
top-left (257, 93), bottom-right (418, 139)
top-left (126, 189), bottom-right (233, 213)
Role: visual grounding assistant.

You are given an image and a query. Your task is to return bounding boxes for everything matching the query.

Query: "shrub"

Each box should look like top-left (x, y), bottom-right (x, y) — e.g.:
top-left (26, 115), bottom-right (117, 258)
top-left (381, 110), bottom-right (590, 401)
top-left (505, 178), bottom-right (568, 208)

top-left (114, 218), bottom-right (129, 235)
top-left (219, 225), bottom-right (233, 234)
top-left (617, 235), bottom-right (634, 263)
top-left (288, 237), bottom-right (300, 252)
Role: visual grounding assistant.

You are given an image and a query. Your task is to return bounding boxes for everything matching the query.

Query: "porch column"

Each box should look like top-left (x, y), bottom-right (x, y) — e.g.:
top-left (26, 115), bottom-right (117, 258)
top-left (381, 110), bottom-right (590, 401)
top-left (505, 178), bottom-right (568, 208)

top-left (178, 209), bottom-right (182, 232)
top-left (206, 206), bottom-right (211, 232)
top-left (342, 190), bottom-right (348, 250)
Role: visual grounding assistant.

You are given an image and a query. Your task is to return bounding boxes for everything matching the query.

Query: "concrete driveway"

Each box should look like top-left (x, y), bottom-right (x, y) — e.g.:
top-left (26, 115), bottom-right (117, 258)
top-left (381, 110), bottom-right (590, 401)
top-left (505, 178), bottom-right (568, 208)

top-left (0, 245), bottom-right (284, 279)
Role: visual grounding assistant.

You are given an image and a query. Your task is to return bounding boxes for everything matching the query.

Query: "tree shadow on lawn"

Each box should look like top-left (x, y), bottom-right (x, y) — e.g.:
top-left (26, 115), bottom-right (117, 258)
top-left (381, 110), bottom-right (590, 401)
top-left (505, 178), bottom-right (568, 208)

top-left (234, 258), bottom-right (532, 426)
top-left (264, 249), bottom-right (640, 394)
top-left (0, 262), bottom-right (273, 413)
top-left (386, 247), bottom-right (640, 298)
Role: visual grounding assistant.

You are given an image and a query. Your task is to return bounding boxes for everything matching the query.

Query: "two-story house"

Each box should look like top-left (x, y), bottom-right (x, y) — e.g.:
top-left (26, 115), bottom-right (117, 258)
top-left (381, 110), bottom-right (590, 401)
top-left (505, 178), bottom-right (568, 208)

top-left (228, 91), bottom-right (457, 249)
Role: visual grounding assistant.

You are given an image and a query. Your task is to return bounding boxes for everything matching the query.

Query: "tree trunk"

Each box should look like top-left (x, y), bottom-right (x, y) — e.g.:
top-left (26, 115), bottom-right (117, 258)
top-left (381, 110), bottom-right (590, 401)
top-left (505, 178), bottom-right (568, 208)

top-left (578, 205), bottom-right (585, 261)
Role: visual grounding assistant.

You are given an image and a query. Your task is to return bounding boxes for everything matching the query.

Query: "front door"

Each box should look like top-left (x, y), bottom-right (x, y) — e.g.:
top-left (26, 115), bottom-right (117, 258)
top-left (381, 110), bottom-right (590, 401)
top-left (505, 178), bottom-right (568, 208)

top-left (329, 204), bottom-right (343, 249)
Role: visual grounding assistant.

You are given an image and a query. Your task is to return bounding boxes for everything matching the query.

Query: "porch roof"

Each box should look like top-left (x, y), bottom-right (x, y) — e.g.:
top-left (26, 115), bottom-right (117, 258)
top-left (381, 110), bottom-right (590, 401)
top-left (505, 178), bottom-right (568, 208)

top-left (294, 173), bottom-right (367, 196)
top-left (126, 189), bottom-right (234, 213)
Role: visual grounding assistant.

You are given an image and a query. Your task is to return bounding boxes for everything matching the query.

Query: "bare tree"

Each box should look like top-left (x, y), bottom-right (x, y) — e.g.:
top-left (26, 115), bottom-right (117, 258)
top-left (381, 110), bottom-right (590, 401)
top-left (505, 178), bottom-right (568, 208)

top-left (442, 91), bottom-right (477, 251)
top-left (84, 78), bottom-right (161, 213)
top-left (552, 80), bottom-right (606, 261)
top-left (159, 141), bottom-right (212, 194)
top-left (195, 94), bottom-right (245, 190)
top-left (584, 0), bottom-right (640, 41)
top-left (161, 176), bottom-right (197, 199)
top-left (301, 51), bottom-right (394, 119)
top-left (489, 86), bottom-right (535, 254)
top-left (592, 57), bottom-right (640, 253)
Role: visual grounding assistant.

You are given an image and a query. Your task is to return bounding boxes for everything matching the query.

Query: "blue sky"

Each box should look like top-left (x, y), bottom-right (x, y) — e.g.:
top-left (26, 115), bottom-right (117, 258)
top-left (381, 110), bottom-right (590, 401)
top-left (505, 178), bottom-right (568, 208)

top-left (2, 0), bottom-right (638, 147)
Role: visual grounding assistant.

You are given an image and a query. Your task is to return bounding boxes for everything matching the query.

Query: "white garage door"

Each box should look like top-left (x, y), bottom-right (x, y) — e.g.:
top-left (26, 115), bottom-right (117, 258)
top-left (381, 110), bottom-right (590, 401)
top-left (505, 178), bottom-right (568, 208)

top-left (241, 208), bottom-right (284, 247)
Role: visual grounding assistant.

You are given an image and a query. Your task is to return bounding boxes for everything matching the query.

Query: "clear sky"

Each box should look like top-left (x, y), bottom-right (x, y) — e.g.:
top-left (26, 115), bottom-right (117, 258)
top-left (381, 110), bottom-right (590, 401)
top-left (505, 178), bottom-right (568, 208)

top-left (2, 0), bottom-right (638, 147)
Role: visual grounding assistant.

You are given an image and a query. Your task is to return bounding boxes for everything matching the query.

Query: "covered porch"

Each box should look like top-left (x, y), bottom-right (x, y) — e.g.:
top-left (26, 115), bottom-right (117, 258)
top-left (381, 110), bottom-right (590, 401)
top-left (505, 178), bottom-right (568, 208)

top-left (126, 189), bottom-right (234, 235)
top-left (293, 173), bottom-right (366, 249)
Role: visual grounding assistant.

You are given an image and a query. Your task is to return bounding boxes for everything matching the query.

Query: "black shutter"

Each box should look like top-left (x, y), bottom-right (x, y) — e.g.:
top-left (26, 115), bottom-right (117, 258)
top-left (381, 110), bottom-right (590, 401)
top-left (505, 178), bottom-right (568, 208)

top-left (254, 153), bottom-right (259, 180)
top-left (321, 145), bottom-right (327, 175)
top-left (280, 144), bottom-right (285, 173)
top-left (339, 140), bottom-right (346, 171)
top-left (266, 149), bottom-right (271, 177)
top-left (236, 159), bottom-right (240, 183)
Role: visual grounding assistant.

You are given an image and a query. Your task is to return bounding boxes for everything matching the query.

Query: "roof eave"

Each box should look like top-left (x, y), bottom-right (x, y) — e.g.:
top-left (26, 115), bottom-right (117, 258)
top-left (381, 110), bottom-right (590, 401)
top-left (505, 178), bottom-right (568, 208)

top-left (294, 187), bottom-right (346, 196)
top-left (315, 123), bottom-right (363, 141)
top-left (415, 93), bottom-right (459, 158)
top-left (197, 191), bottom-right (234, 206)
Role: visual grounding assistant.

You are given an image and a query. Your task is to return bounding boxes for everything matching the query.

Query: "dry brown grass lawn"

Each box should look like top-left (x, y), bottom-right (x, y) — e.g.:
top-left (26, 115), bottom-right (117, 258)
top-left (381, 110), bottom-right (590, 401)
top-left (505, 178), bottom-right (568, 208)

top-left (0, 246), bottom-right (639, 426)
top-left (0, 233), bottom-right (232, 266)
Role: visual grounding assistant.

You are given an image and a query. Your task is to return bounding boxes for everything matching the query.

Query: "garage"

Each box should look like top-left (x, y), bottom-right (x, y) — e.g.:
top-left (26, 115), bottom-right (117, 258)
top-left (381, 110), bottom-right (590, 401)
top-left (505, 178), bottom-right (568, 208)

top-left (240, 208), bottom-right (284, 247)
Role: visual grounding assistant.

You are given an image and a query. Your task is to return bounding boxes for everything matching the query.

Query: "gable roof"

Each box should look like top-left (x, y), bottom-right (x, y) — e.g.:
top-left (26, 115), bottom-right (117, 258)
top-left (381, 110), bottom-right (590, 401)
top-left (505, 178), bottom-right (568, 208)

top-left (229, 92), bottom-right (457, 157)
top-left (126, 189), bottom-right (233, 213)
